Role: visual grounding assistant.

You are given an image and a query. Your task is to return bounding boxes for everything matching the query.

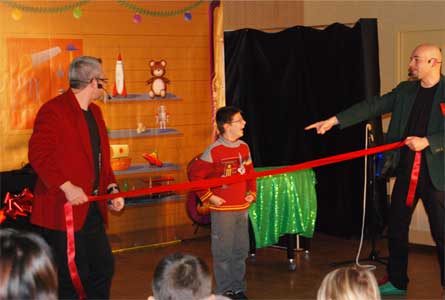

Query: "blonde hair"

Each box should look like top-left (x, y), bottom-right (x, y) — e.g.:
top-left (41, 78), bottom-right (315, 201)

top-left (317, 267), bottom-right (380, 300)
top-left (151, 253), bottom-right (211, 300)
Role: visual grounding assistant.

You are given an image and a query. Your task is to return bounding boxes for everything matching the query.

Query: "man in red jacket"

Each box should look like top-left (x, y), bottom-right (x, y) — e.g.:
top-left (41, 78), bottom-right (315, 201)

top-left (29, 56), bottom-right (124, 299)
top-left (189, 106), bottom-right (256, 300)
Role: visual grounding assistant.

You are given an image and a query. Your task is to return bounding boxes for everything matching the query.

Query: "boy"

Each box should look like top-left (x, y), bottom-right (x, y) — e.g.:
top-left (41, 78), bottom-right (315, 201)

top-left (189, 106), bottom-right (256, 300)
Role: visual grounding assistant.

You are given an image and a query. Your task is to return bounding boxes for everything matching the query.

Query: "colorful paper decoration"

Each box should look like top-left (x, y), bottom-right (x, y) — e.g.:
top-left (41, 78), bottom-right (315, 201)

top-left (133, 13), bottom-right (142, 23)
top-left (73, 7), bottom-right (82, 19)
top-left (116, 0), bottom-right (203, 17)
top-left (1, 0), bottom-right (204, 19)
top-left (184, 12), bottom-right (192, 22)
top-left (11, 8), bottom-right (22, 20)
top-left (2, 0), bottom-right (91, 13)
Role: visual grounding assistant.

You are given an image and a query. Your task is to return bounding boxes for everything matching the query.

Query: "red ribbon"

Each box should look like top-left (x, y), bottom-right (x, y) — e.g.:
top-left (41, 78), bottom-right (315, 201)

top-left (406, 151), bottom-right (421, 207)
top-left (0, 188), bottom-right (33, 224)
top-left (90, 140), bottom-right (407, 201)
top-left (64, 203), bottom-right (87, 299)
top-left (65, 139), bottom-right (424, 298)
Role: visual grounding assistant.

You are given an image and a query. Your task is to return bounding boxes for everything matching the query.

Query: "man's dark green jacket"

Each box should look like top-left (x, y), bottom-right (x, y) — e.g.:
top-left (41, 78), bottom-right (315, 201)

top-left (336, 75), bottom-right (444, 191)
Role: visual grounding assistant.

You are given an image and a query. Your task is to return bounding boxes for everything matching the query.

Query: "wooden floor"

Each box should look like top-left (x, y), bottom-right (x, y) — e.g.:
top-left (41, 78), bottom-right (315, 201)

top-left (111, 232), bottom-right (444, 300)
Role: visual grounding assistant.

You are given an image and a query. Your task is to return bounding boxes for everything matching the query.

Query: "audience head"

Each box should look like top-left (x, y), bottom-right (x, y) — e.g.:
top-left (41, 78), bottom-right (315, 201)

top-left (149, 253), bottom-right (211, 300)
top-left (317, 266), bottom-right (380, 300)
top-left (0, 228), bottom-right (57, 300)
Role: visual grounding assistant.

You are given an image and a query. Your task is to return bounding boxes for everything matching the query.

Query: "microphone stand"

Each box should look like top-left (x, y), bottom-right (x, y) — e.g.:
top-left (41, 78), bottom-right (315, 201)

top-left (364, 141), bottom-right (388, 266)
top-left (330, 122), bottom-right (388, 267)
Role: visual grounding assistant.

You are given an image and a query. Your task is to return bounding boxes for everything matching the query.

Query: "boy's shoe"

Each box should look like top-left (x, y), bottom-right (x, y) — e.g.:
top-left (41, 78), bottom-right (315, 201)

top-left (232, 291), bottom-right (248, 300)
top-left (222, 291), bottom-right (235, 299)
top-left (379, 281), bottom-right (407, 296)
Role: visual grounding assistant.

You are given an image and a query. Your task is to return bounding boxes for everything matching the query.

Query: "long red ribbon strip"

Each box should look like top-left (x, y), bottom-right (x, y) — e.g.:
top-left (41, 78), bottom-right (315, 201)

top-left (406, 151), bottom-right (421, 207)
top-left (90, 140), bottom-right (408, 202)
top-left (67, 139), bottom-right (422, 299)
top-left (64, 203), bottom-right (87, 299)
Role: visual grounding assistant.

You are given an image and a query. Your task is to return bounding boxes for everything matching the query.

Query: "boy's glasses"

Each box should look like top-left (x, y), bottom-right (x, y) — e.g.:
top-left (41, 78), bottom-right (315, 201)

top-left (230, 118), bottom-right (245, 124)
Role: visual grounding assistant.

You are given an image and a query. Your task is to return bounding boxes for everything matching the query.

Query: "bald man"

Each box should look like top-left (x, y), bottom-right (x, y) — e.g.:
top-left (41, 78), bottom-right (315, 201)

top-left (306, 44), bottom-right (444, 296)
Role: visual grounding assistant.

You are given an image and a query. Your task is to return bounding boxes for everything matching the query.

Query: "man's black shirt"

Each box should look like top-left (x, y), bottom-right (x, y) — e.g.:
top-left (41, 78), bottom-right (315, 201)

top-left (399, 82), bottom-right (438, 176)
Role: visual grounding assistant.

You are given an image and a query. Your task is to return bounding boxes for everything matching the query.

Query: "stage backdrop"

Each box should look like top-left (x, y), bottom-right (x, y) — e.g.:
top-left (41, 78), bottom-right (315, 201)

top-left (224, 19), bottom-right (387, 237)
top-left (0, 0), bottom-right (221, 245)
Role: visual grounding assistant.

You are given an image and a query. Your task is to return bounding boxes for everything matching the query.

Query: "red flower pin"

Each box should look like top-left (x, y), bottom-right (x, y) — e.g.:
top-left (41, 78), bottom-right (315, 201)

top-left (440, 102), bottom-right (445, 116)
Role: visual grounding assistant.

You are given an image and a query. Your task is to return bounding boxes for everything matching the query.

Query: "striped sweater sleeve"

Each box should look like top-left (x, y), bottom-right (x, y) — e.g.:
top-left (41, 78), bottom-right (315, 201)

top-left (188, 158), bottom-right (214, 203)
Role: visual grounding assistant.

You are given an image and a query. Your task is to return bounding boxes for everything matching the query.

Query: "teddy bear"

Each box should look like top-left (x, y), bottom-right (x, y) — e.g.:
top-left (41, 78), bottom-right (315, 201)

top-left (146, 59), bottom-right (170, 98)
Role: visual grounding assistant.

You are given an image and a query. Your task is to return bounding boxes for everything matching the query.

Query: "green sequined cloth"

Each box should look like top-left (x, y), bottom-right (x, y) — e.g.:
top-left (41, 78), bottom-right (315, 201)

top-left (249, 168), bottom-right (317, 248)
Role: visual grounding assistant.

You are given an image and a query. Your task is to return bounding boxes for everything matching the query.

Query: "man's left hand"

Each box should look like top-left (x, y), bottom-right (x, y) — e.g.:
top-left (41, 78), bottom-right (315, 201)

top-left (108, 197), bottom-right (125, 212)
top-left (405, 136), bottom-right (429, 151)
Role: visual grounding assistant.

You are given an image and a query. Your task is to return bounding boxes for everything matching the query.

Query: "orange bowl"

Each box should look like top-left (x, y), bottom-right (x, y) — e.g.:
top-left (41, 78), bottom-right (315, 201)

top-left (110, 157), bottom-right (131, 171)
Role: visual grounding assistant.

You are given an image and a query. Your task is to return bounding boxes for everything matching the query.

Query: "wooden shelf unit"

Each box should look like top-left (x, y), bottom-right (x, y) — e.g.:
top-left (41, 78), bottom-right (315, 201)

top-left (102, 94), bottom-right (194, 247)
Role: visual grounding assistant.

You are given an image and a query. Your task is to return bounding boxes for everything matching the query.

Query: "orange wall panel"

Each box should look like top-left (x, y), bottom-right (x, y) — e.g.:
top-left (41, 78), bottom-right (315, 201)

top-left (0, 1), bottom-right (215, 238)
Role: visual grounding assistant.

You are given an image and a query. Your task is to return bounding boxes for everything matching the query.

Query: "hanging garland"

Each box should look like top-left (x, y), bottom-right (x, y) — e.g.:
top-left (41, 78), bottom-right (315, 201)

top-left (116, 0), bottom-right (203, 17)
top-left (1, 0), bottom-right (204, 16)
top-left (0, 0), bottom-right (91, 13)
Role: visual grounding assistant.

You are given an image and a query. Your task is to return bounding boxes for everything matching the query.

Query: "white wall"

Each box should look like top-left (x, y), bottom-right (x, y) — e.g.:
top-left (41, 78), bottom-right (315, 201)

top-left (304, 1), bottom-right (445, 94)
top-left (224, 1), bottom-right (303, 31)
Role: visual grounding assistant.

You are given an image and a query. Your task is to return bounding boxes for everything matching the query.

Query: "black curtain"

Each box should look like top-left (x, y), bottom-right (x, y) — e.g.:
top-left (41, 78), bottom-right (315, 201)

top-left (224, 19), bottom-right (386, 237)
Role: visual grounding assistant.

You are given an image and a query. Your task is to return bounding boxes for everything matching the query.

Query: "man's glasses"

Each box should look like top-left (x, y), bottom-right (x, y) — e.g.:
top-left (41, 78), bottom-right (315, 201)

top-left (95, 77), bottom-right (109, 84)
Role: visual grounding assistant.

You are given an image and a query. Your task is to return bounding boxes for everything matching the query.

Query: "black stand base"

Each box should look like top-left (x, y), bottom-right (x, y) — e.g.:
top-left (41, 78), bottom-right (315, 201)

top-left (249, 228), bottom-right (311, 272)
top-left (329, 238), bottom-right (388, 267)
top-left (330, 254), bottom-right (388, 268)
top-left (366, 246), bottom-right (388, 265)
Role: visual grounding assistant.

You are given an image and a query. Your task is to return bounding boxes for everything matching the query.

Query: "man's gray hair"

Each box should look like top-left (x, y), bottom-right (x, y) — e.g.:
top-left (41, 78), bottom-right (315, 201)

top-left (69, 56), bottom-right (102, 89)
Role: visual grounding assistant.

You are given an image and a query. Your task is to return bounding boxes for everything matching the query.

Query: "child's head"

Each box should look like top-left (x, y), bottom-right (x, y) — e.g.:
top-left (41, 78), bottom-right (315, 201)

top-left (149, 253), bottom-right (211, 300)
top-left (317, 267), bottom-right (380, 300)
top-left (0, 229), bottom-right (57, 300)
top-left (215, 106), bottom-right (242, 135)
